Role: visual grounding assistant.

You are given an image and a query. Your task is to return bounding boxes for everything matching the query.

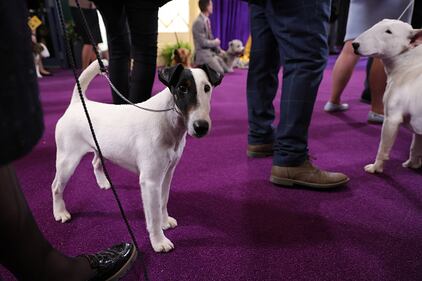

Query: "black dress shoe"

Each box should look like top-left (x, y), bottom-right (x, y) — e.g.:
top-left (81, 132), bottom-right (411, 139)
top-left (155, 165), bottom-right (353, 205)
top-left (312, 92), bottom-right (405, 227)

top-left (80, 243), bottom-right (137, 281)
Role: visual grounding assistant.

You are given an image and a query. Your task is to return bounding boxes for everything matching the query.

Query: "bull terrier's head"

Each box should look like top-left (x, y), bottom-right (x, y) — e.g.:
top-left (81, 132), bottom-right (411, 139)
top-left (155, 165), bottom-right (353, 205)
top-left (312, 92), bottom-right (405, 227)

top-left (353, 19), bottom-right (422, 59)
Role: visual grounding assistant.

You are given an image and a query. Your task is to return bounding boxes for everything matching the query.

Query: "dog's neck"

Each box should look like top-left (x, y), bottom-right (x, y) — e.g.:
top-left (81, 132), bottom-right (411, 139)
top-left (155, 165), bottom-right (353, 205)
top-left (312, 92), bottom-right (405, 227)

top-left (142, 88), bottom-right (187, 144)
top-left (382, 45), bottom-right (422, 77)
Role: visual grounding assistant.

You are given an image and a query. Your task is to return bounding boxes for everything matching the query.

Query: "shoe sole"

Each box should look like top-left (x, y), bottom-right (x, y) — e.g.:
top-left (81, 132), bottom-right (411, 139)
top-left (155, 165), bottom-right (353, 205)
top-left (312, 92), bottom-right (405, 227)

top-left (247, 151), bottom-right (273, 158)
top-left (367, 119), bottom-right (383, 124)
top-left (324, 108), bottom-right (349, 113)
top-left (270, 175), bottom-right (350, 189)
top-left (106, 246), bottom-right (138, 281)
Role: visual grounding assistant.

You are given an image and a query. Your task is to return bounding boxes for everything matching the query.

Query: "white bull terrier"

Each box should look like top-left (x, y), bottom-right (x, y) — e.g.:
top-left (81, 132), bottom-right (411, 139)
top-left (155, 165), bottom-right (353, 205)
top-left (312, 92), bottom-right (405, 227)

top-left (352, 19), bottom-right (422, 173)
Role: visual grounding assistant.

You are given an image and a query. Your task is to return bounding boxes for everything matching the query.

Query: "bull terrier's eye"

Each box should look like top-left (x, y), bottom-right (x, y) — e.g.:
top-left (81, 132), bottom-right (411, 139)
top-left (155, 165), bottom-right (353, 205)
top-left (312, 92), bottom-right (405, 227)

top-left (179, 85), bottom-right (188, 93)
top-left (204, 84), bottom-right (211, 93)
top-left (386, 29), bottom-right (392, 34)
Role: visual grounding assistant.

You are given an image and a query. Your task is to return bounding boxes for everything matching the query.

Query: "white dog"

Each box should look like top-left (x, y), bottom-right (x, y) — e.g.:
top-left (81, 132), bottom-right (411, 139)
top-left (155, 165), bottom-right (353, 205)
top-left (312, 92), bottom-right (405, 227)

top-left (223, 39), bottom-right (245, 72)
top-left (352, 19), bottom-right (422, 173)
top-left (51, 60), bottom-right (223, 252)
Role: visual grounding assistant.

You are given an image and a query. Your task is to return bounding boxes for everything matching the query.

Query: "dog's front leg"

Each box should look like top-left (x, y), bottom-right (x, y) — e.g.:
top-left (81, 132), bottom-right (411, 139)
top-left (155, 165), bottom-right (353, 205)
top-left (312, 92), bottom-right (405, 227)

top-left (365, 118), bottom-right (401, 173)
top-left (161, 161), bottom-right (178, 231)
top-left (403, 134), bottom-right (422, 169)
top-left (139, 161), bottom-right (174, 253)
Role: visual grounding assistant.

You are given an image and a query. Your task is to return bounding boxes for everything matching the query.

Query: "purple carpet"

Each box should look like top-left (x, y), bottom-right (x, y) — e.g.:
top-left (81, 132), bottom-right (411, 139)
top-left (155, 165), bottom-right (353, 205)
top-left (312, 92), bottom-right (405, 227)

top-left (1, 57), bottom-right (421, 281)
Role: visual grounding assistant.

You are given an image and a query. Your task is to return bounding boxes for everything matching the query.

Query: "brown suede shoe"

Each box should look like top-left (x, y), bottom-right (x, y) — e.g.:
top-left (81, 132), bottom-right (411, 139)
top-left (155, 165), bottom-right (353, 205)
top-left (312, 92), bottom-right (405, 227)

top-left (270, 160), bottom-right (349, 189)
top-left (247, 143), bottom-right (273, 158)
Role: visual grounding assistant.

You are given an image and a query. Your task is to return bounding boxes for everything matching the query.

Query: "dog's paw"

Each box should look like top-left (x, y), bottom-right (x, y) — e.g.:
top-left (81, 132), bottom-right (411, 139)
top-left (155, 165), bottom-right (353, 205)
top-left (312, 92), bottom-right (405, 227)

top-left (53, 209), bottom-right (71, 223)
top-left (364, 163), bottom-right (383, 174)
top-left (150, 236), bottom-right (174, 253)
top-left (98, 180), bottom-right (111, 190)
top-left (402, 158), bottom-right (422, 169)
top-left (162, 216), bottom-right (178, 230)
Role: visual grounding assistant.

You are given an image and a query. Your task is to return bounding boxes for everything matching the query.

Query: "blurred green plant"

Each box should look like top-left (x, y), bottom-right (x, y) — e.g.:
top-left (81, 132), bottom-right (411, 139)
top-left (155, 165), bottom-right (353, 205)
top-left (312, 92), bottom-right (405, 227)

top-left (65, 21), bottom-right (81, 43)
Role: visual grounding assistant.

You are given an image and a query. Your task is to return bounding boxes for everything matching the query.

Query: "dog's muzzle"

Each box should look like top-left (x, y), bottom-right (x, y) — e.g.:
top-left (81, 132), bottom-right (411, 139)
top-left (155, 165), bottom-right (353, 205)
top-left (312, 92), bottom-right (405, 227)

top-left (193, 120), bottom-right (209, 138)
top-left (352, 42), bottom-right (360, 55)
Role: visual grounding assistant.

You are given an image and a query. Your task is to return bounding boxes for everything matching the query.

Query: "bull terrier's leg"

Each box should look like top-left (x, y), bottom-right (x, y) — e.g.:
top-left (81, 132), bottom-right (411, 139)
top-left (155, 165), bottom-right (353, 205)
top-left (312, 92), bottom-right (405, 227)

top-left (365, 118), bottom-right (401, 173)
top-left (403, 134), bottom-right (422, 169)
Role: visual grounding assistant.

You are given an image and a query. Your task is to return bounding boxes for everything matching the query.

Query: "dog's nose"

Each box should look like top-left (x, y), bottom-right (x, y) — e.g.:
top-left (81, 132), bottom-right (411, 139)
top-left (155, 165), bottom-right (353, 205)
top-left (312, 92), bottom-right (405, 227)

top-left (352, 42), bottom-right (360, 51)
top-left (193, 120), bottom-right (209, 137)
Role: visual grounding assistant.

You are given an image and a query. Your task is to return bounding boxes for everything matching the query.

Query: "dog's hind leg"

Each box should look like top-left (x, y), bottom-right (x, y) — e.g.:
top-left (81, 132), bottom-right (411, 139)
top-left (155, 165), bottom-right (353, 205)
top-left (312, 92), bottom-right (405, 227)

top-left (139, 159), bottom-right (174, 253)
top-left (403, 134), bottom-right (422, 169)
top-left (92, 151), bottom-right (111, 189)
top-left (161, 161), bottom-right (178, 231)
top-left (365, 118), bottom-right (401, 173)
top-left (52, 151), bottom-right (84, 223)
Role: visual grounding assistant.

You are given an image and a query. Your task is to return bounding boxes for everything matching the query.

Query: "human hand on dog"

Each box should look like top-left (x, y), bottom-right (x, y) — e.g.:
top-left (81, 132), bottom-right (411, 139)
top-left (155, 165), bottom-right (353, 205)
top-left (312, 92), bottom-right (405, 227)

top-left (214, 38), bottom-right (221, 46)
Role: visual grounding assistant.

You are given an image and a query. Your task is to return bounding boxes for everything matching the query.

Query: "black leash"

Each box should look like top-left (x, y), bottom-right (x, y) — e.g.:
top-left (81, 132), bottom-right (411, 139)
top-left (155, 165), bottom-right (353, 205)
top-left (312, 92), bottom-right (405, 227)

top-left (55, 1), bottom-right (150, 280)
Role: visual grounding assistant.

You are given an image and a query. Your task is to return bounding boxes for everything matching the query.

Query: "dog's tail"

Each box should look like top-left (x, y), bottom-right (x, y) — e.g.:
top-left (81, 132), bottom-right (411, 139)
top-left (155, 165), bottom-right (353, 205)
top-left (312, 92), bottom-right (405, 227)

top-left (71, 59), bottom-right (108, 103)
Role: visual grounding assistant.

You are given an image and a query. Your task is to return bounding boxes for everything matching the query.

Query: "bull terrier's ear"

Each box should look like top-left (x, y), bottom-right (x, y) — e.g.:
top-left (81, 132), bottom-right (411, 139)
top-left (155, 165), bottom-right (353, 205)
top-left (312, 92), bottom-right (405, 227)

top-left (410, 29), bottom-right (422, 47)
top-left (159, 64), bottom-right (184, 87)
top-left (198, 64), bottom-right (223, 87)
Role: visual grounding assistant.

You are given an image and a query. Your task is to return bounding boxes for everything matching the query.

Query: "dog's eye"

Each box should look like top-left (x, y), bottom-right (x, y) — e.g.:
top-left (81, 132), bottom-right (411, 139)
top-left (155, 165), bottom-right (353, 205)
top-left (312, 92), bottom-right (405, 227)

top-left (179, 85), bottom-right (188, 93)
top-left (386, 29), bottom-right (392, 34)
top-left (204, 84), bottom-right (211, 93)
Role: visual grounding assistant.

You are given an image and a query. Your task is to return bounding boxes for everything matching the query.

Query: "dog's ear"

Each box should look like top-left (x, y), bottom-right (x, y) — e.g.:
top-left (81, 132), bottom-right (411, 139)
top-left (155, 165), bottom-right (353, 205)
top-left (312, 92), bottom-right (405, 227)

top-left (409, 29), bottom-right (422, 47)
top-left (159, 64), bottom-right (184, 87)
top-left (198, 64), bottom-right (223, 87)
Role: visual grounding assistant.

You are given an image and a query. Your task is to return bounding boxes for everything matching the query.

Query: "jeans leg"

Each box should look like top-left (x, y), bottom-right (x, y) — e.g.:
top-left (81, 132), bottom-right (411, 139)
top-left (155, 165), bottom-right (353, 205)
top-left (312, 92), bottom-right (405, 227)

top-left (267, 0), bottom-right (330, 166)
top-left (125, 3), bottom-right (158, 103)
top-left (247, 4), bottom-right (280, 145)
top-left (94, 1), bottom-right (130, 104)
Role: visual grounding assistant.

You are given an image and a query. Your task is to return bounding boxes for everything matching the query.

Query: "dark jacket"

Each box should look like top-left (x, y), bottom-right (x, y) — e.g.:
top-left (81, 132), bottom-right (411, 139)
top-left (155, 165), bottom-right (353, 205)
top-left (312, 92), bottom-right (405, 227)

top-left (241, 0), bottom-right (264, 5)
top-left (0, 0), bottom-right (44, 165)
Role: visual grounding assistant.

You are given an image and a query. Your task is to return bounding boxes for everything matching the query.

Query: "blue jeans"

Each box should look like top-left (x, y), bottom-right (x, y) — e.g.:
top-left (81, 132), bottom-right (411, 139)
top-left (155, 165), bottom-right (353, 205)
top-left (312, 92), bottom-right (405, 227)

top-left (247, 0), bottom-right (330, 166)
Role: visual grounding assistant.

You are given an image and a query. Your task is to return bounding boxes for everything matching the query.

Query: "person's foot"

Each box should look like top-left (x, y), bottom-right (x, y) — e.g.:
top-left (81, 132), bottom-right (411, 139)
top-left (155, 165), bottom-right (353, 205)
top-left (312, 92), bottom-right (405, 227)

top-left (40, 69), bottom-right (52, 76)
top-left (367, 111), bottom-right (384, 124)
top-left (247, 143), bottom-right (273, 158)
top-left (270, 160), bottom-right (349, 189)
top-left (80, 242), bottom-right (137, 281)
top-left (324, 101), bottom-right (349, 112)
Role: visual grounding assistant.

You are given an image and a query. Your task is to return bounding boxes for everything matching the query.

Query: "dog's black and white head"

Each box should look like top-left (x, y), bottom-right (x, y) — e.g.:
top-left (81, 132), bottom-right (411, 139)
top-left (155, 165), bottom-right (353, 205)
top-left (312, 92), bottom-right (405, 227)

top-left (353, 19), bottom-right (422, 58)
top-left (158, 64), bottom-right (223, 138)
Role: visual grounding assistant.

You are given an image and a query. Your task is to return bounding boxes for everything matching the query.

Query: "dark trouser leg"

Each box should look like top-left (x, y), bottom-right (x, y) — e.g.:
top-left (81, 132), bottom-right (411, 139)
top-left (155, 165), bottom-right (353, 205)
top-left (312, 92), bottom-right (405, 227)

top-left (267, 0), bottom-right (330, 166)
top-left (125, 3), bottom-right (158, 103)
top-left (94, 1), bottom-right (131, 104)
top-left (247, 3), bottom-right (281, 145)
top-left (0, 165), bottom-right (92, 281)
